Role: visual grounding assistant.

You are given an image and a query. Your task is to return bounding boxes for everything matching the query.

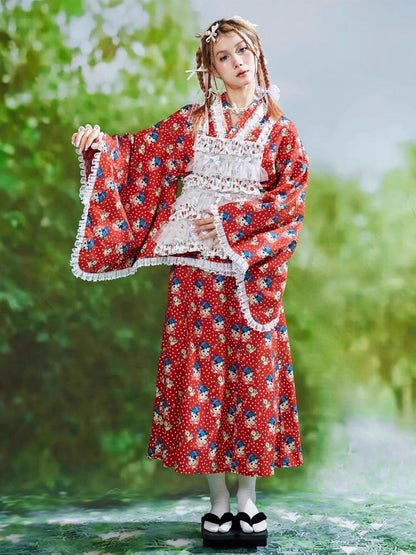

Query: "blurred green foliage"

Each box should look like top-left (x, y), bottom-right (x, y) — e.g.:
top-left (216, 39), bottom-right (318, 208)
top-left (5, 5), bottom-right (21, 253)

top-left (0, 0), bottom-right (415, 497)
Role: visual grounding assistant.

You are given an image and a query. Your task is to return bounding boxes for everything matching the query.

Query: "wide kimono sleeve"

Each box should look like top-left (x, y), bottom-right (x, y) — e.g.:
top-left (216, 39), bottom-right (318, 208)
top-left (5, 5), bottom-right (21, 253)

top-left (212, 118), bottom-right (309, 332)
top-left (70, 105), bottom-right (195, 280)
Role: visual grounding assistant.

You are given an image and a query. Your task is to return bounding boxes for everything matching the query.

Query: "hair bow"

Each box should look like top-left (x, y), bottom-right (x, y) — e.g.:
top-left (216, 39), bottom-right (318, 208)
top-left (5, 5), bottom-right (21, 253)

top-left (204, 22), bottom-right (219, 43)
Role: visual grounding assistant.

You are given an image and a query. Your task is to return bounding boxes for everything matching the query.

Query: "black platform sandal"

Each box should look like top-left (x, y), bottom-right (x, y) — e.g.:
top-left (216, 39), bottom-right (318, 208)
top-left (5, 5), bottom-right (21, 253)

top-left (201, 512), bottom-right (236, 548)
top-left (235, 511), bottom-right (268, 547)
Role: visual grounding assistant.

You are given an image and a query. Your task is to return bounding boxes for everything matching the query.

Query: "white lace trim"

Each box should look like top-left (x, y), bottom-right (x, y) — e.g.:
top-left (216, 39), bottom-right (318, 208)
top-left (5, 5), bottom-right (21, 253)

top-left (210, 98), bottom-right (226, 138)
top-left (210, 96), bottom-right (273, 145)
top-left (182, 173), bottom-right (263, 197)
top-left (195, 131), bottom-right (265, 158)
top-left (234, 102), bottom-right (267, 140)
top-left (211, 97), bottom-right (266, 140)
top-left (247, 115), bottom-right (274, 146)
top-left (72, 252), bottom-right (235, 280)
top-left (192, 151), bottom-right (262, 182)
top-left (154, 243), bottom-right (226, 258)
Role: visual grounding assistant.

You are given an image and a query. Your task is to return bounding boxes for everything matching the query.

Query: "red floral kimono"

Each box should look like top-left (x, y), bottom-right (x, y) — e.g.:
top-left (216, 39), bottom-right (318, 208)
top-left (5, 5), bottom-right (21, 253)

top-left (71, 96), bottom-right (309, 476)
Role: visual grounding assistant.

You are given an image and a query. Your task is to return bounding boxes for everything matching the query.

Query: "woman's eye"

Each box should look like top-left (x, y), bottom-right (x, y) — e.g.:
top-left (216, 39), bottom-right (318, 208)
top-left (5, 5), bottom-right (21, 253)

top-left (239, 47), bottom-right (247, 53)
top-left (219, 55), bottom-right (229, 62)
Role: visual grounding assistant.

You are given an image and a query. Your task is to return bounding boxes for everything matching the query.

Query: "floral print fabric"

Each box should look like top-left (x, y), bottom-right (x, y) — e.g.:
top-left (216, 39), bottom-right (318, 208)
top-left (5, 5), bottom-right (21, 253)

top-left (71, 98), bottom-right (309, 331)
top-left (148, 264), bottom-right (303, 476)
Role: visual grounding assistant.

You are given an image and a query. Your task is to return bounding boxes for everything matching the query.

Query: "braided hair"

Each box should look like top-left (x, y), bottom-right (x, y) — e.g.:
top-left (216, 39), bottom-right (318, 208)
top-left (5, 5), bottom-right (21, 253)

top-left (192, 16), bottom-right (283, 130)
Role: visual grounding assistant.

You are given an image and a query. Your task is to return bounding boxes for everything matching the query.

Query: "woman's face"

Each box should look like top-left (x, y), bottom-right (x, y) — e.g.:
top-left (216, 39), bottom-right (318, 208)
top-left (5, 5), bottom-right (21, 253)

top-left (212, 32), bottom-right (256, 91)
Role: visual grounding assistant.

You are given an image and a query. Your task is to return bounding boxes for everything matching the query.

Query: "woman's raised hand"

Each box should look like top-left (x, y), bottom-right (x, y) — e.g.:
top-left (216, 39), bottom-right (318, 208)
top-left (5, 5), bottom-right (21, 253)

top-left (71, 124), bottom-right (101, 152)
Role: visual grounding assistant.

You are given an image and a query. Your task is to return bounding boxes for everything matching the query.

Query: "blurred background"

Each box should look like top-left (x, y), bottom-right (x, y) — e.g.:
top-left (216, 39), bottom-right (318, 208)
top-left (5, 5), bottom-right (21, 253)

top-left (1, 0), bottom-right (415, 502)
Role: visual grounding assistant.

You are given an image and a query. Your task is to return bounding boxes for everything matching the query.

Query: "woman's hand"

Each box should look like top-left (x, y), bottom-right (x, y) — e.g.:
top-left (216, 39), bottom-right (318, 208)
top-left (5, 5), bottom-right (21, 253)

top-left (194, 215), bottom-right (219, 247)
top-left (71, 124), bottom-right (101, 152)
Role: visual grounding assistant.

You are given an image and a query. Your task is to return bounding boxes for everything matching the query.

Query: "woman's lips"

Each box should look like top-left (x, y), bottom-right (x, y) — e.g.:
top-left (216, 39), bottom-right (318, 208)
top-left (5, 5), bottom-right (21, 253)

top-left (237, 70), bottom-right (248, 77)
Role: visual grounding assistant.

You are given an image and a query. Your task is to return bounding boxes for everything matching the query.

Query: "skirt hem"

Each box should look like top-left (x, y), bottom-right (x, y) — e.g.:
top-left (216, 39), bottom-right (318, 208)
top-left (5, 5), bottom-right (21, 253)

top-left (147, 454), bottom-right (303, 477)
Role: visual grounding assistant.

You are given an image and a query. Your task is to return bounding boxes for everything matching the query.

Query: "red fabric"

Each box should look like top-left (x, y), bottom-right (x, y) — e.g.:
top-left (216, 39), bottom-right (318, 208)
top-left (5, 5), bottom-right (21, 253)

top-left (75, 106), bottom-right (195, 273)
top-left (73, 101), bottom-right (309, 330)
top-left (148, 265), bottom-right (303, 476)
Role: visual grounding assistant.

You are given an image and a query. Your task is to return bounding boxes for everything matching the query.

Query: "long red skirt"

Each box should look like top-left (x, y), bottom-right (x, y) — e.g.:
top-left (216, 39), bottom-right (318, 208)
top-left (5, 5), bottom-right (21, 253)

top-left (147, 264), bottom-right (303, 476)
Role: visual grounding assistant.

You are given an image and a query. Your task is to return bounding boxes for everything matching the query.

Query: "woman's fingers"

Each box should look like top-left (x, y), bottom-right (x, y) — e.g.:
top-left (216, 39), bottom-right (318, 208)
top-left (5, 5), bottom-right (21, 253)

top-left (194, 216), bottom-right (215, 234)
top-left (72, 125), bottom-right (86, 148)
top-left (194, 217), bottom-right (218, 246)
top-left (199, 229), bottom-right (216, 239)
top-left (71, 125), bottom-right (101, 151)
top-left (196, 217), bottom-right (214, 223)
top-left (197, 228), bottom-right (219, 247)
top-left (79, 128), bottom-right (95, 151)
top-left (85, 130), bottom-right (101, 150)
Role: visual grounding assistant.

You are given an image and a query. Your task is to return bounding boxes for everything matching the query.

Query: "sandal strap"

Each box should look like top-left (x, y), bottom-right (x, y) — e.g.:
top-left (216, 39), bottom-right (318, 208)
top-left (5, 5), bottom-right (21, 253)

top-left (236, 511), bottom-right (267, 526)
top-left (219, 512), bottom-right (234, 525)
top-left (251, 511), bottom-right (267, 525)
top-left (201, 512), bottom-right (221, 525)
top-left (236, 511), bottom-right (252, 525)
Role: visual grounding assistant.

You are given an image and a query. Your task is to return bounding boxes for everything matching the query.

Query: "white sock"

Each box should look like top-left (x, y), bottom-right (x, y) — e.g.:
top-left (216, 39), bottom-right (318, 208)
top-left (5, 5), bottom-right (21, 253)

top-left (237, 475), bottom-right (267, 533)
top-left (204, 473), bottom-right (231, 533)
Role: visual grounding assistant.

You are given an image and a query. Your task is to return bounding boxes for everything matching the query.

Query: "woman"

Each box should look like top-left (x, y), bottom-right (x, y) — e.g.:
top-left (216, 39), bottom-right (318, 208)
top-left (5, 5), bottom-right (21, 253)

top-left (71, 16), bottom-right (309, 548)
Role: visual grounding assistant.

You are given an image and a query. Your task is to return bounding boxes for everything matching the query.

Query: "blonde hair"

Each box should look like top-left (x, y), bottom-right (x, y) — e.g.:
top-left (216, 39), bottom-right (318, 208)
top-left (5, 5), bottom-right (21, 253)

top-left (192, 16), bottom-right (283, 129)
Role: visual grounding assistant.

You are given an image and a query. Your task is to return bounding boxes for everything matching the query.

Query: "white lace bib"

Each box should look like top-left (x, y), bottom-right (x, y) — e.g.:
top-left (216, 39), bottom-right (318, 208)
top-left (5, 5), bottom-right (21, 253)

top-left (154, 98), bottom-right (274, 259)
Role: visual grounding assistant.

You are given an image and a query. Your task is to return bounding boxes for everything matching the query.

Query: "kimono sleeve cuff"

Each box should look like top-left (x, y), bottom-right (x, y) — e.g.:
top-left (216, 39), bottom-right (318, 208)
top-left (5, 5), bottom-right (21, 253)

top-left (211, 205), bottom-right (280, 333)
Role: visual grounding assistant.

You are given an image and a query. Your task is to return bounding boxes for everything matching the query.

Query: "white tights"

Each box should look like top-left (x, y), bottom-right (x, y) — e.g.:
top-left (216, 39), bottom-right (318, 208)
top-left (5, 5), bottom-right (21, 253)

top-left (204, 472), bottom-right (231, 533)
top-left (204, 473), bottom-right (267, 533)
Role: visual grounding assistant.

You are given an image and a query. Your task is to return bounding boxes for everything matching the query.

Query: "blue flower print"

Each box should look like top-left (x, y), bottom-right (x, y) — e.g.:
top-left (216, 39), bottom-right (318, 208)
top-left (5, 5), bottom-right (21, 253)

top-left (242, 366), bottom-right (254, 384)
top-left (198, 384), bottom-right (209, 402)
top-left (190, 405), bottom-right (201, 423)
top-left (280, 396), bottom-right (289, 411)
top-left (197, 428), bottom-right (208, 447)
top-left (82, 238), bottom-right (95, 251)
top-left (193, 319), bottom-right (203, 336)
top-left (244, 409), bottom-right (256, 428)
top-left (231, 459), bottom-right (239, 471)
top-left (199, 340), bottom-right (211, 358)
top-left (213, 313), bottom-right (225, 331)
top-left (284, 436), bottom-right (296, 452)
top-left (171, 277), bottom-right (181, 292)
top-left (200, 300), bottom-right (211, 317)
top-left (210, 397), bottom-right (222, 417)
top-left (211, 354), bottom-right (225, 373)
top-left (150, 156), bottom-right (163, 169)
top-left (193, 361), bottom-right (201, 378)
top-left (247, 453), bottom-right (259, 470)
top-left (188, 449), bottom-right (199, 469)
top-left (235, 439), bottom-right (245, 456)
top-left (92, 190), bottom-right (107, 203)
top-left (209, 442), bottom-right (217, 459)
top-left (228, 364), bottom-right (238, 381)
